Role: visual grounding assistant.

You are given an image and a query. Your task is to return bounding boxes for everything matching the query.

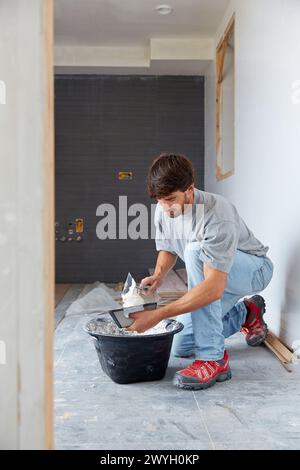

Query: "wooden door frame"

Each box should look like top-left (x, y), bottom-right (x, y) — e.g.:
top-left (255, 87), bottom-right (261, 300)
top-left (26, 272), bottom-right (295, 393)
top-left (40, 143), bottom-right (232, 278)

top-left (216, 14), bottom-right (235, 181)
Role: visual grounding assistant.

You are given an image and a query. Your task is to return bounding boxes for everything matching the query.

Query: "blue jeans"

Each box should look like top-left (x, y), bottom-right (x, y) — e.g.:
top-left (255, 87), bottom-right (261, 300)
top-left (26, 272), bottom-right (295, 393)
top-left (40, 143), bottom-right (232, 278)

top-left (171, 245), bottom-right (274, 361)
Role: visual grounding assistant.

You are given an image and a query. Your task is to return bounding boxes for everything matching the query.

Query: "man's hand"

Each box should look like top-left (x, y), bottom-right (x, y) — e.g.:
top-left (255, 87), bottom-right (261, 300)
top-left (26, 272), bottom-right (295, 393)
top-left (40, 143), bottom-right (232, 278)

top-left (141, 251), bottom-right (177, 296)
top-left (126, 309), bottom-right (163, 333)
top-left (140, 274), bottom-right (163, 296)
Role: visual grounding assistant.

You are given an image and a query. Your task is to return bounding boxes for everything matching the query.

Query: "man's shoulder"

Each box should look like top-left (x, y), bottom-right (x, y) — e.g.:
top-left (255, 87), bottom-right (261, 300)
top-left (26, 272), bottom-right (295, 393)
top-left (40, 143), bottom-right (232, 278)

top-left (197, 188), bottom-right (227, 204)
top-left (197, 189), bottom-right (239, 224)
top-left (195, 188), bottom-right (227, 210)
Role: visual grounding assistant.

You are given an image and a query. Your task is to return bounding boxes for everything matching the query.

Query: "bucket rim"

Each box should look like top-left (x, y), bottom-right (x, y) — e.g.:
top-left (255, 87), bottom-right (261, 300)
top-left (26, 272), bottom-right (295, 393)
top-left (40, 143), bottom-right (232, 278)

top-left (84, 317), bottom-right (184, 339)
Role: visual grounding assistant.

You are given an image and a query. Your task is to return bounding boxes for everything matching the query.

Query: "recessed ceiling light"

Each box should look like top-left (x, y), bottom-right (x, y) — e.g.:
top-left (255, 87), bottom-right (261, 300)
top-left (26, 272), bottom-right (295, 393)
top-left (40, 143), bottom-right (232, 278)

top-left (156, 4), bottom-right (173, 15)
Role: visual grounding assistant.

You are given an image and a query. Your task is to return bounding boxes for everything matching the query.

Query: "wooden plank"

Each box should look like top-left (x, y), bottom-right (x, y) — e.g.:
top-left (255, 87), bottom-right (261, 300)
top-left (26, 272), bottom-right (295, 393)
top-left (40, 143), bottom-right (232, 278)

top-left (215, 15), bottom-right (235, 179)
top-left (158, 294), bottom-right (183, 301)
top-left (216, 165), bottom-right (235, 181)
top-left (265, 331), bottom-right (295, 363)
top-left (264, 330), bottom-right (296, 373)
top-left (216, 14), bottom-right (235, 51)
top-left (148, 268), bottom-right (187, 293)
top-left (158, 294), bottom-right (184, 298)
top-left (156, 290), bottom-right (185, 295)
top-left (264, 340), bottom-right (293, 373)
top-left (175, 269), bottom-right (188, 286)
top-left (216, 40), bottom-right (228, 84)
top-left (216, 41), bottom-right (228, 157)
top-left (264, 340), bottom-right (289, 364)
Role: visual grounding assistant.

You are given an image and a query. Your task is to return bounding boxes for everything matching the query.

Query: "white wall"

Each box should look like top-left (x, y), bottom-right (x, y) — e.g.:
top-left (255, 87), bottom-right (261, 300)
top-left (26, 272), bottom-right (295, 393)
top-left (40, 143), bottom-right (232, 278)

top-left (0, 0), bottom-right (54, 449)
top-left (54, 37), bottom-right (214, 75)
top-left (205, 0), bottom-right (300, 347)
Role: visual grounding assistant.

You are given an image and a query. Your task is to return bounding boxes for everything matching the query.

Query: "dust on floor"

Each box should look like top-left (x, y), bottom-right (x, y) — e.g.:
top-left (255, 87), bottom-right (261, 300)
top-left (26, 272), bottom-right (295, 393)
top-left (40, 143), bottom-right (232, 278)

top-left (55, 285), bottom-right (300, 450)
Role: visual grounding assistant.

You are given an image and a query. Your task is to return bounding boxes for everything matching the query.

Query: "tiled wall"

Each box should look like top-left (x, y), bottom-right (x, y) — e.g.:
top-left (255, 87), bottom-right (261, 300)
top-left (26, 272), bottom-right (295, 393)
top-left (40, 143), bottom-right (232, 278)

top-left (55, 75), bottom-right (204, 282)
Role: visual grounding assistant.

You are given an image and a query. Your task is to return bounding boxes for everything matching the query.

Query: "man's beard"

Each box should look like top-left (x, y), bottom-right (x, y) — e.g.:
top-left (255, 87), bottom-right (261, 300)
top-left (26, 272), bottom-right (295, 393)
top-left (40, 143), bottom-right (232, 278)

top-left (169, 193), bottom-right (190, 218)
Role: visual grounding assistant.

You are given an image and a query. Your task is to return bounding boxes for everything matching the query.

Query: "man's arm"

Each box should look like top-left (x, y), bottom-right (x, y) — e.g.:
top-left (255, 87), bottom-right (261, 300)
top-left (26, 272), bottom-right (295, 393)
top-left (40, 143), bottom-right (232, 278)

top-left (157, 263), bottom-right (227, 319)
top-left (153, 250), bottom-right (178, 279)
top-left (127, 263), bottom-right (227, 333)
top-left (140, 250), bottom-right (177, 294)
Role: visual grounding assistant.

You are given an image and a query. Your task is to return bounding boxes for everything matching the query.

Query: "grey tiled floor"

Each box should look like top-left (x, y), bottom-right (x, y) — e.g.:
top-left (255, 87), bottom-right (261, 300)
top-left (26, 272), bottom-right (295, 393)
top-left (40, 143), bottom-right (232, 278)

top-left (55, 287), bottom-right (300, 450)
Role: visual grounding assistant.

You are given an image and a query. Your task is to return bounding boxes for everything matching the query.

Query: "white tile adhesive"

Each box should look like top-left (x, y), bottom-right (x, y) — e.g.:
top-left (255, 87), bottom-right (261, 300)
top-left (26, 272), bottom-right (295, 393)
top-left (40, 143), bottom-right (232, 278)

top-left (121, 272), bottom-right (160, 308)
top-left (65, 274), bottom-right (167, 336)
top-left (85, 317), bottom-right (179, 337)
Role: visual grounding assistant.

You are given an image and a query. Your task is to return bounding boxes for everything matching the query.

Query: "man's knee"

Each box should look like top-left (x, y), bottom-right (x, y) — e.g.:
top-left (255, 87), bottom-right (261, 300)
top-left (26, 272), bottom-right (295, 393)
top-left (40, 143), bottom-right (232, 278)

top-left (251, 257), bottom-right (274, 292)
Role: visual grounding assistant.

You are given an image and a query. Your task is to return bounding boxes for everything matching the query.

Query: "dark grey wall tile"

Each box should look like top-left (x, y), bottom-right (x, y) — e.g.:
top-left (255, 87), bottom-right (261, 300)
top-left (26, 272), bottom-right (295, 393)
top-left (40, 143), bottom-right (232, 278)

top-left (55, 75), bottom-right (204, 282)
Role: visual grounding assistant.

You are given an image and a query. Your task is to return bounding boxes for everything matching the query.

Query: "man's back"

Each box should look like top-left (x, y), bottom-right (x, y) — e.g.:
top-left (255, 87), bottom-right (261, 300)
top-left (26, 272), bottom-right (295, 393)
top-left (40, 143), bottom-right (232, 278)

top-left (155, 188), bottom-right (269, 273)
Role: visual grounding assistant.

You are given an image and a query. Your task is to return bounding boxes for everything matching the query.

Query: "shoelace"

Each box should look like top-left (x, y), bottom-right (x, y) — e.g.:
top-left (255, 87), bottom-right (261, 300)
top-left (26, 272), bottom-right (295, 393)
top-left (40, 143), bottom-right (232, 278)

top-left (187, 360), bottom-right (203, 371)
top-left (186, 360), bottom-right (218, 378)
top-left (240, 326), bottom-right (249, 334)
top-left (241, 324), bottom-right (266, 336)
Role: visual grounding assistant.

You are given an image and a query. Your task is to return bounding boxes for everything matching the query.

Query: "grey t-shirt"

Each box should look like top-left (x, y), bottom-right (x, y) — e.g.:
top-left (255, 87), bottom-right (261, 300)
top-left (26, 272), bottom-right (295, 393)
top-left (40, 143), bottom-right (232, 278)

top-left (154, 188), bottom-right (269, 273)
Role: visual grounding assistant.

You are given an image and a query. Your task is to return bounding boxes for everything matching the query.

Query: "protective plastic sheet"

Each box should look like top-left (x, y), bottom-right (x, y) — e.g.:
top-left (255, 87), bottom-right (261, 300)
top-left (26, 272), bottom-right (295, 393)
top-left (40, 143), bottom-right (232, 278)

top-left (65, 282), bottom-right (120, 316)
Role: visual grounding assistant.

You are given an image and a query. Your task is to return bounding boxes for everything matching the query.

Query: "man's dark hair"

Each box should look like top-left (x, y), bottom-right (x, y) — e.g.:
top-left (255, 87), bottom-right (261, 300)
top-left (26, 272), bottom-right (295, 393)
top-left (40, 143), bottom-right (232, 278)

top-left (147, 153), bottom-right (195, 199)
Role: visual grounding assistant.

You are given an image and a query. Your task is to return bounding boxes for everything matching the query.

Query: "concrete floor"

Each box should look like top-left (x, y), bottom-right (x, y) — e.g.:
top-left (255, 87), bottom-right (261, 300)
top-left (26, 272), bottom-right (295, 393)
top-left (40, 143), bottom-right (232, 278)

top-left (55, 286), bottom-right (300, 450)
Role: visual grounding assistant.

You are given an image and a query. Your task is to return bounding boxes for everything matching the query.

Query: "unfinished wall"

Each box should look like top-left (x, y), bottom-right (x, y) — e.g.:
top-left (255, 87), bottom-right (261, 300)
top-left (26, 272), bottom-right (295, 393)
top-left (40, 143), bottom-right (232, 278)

top-left (0, 0), bottom-right (54, 449)
top-left (205, 0), bottom-right (300, 347)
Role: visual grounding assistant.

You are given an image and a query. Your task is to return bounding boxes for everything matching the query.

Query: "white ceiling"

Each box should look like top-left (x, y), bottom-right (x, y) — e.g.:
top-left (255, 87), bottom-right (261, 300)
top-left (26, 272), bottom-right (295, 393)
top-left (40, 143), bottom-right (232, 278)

top-left (55, 0), bottom-right (230, 46)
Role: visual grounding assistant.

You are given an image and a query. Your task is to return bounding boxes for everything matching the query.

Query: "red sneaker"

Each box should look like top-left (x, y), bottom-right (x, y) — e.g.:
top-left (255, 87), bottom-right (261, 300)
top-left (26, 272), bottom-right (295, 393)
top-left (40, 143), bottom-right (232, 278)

top-left (173, 351), bottom-right (231, 390)
top-left (241, 295), bottom-right (268, 346)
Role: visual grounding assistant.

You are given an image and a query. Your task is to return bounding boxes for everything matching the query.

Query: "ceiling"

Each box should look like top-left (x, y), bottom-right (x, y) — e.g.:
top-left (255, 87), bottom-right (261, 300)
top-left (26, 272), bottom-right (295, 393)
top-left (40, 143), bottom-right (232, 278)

top-left (55, 0), bottom-right (230, 47)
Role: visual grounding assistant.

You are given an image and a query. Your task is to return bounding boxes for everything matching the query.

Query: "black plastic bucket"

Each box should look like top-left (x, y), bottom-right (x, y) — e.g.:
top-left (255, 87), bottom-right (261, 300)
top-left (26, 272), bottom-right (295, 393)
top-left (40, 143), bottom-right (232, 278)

top-left (84, 317), bottom-right (184, 384)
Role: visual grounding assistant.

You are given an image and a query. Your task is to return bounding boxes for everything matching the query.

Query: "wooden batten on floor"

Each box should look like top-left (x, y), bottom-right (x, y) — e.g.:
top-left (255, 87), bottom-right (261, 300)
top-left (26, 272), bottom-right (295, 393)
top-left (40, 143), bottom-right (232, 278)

top-left (264, 331), bottom-right (296, 372)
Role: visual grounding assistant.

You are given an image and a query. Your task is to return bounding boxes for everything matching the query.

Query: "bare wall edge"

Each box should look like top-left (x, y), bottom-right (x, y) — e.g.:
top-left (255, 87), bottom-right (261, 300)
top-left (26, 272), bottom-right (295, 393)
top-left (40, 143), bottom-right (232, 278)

top-left (0, 0), bottom-right (54, 449)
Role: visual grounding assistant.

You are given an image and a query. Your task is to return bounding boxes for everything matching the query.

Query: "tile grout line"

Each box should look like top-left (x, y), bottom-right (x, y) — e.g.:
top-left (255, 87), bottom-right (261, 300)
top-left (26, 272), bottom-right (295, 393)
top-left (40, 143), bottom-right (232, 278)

top-left (193, 391), bottom-right (216, 450)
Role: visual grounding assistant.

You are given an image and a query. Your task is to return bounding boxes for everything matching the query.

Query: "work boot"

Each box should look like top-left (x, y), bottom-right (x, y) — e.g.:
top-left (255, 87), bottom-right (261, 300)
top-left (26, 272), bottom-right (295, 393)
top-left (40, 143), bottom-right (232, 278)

top-left (241, 295), bottom-right (268, 346)
top-left (173, 351), bottom-right (231, 390)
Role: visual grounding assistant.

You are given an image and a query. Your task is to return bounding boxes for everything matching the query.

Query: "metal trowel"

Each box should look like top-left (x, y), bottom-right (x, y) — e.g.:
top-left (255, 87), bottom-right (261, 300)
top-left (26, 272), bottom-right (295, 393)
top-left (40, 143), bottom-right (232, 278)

top-left (108, 302), bottom-right (157, 329)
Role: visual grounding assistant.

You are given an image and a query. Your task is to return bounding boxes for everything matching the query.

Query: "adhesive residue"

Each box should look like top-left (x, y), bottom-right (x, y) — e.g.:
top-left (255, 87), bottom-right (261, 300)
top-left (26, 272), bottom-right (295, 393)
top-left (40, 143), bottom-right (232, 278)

top-left (121, 272), bottom-right (160, 307)
top-left (85, 318), bottom-right (179, 337)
